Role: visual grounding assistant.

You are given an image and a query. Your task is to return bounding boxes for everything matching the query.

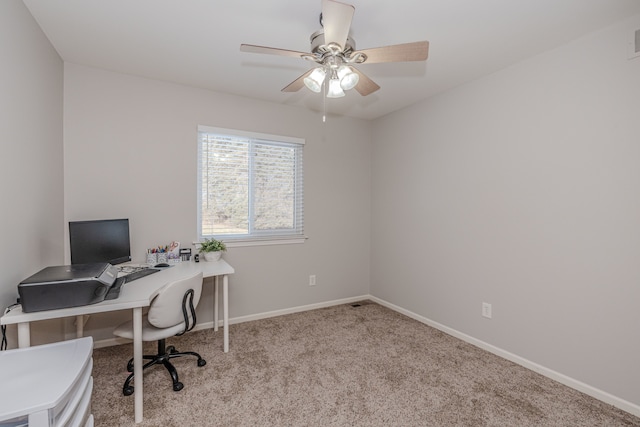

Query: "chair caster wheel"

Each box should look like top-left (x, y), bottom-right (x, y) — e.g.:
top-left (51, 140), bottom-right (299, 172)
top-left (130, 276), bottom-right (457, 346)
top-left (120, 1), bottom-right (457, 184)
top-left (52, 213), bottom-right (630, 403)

top-left (198, 359), bottom-right (206, 367)
top-left (173, 382), bottom-right (184, 392)
top-left (123, 386), bottom-right (134, 396)
top-left (126, 361), bottom-right (134, 372)
top-left (168, 346), bottom-right (177, 354)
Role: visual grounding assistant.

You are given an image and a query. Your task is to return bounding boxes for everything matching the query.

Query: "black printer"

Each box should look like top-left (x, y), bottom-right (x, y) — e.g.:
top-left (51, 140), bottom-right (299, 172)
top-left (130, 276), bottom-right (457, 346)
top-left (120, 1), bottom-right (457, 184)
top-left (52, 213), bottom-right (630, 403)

top-left (18, 263), bottom-right (118, 313)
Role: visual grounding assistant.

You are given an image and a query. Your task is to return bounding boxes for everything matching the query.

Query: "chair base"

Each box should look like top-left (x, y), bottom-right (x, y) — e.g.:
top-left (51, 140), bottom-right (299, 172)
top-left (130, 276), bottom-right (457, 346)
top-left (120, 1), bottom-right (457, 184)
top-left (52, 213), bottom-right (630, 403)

top-left (122, 339), bottom-right (206, 396)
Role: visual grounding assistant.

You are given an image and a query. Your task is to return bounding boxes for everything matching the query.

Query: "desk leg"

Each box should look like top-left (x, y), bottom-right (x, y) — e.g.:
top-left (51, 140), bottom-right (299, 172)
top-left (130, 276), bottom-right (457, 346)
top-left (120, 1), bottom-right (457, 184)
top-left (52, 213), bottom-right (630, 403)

top-left (133, 307), bottom-right (143, 423)
top-left (223, 274), bottom-right (229, 353)
top-left (76, 315), bottom-right (84, 338)
top-left (17, 322), bottom-right (31, 348)
top-left (214, 276), bottom-right (219, 332)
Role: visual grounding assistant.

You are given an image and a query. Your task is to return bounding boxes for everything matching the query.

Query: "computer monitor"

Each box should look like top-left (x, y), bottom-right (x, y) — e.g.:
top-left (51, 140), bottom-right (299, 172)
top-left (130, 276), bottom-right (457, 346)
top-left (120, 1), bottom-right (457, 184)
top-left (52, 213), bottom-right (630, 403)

top-left (69, 218), bottom-right (132, 265)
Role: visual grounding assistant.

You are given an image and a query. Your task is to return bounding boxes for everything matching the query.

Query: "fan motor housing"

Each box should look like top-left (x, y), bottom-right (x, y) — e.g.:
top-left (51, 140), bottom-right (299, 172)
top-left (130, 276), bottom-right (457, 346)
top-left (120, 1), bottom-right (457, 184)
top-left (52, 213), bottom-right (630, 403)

top-left (310, 30), bottom-right (356, 56)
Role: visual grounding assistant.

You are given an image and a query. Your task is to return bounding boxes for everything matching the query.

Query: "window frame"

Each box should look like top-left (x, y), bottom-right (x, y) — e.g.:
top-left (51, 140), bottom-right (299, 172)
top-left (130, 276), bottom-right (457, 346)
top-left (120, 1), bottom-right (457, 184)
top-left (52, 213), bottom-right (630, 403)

top-left (197, 125), bottom-right (306, 247)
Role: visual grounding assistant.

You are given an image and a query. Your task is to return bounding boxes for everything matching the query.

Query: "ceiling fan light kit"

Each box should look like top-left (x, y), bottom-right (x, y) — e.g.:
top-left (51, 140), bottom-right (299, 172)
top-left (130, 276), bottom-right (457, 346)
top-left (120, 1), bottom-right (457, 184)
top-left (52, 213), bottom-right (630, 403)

top-left (327, 76), bottom-right (345, 98)
top-left (337, 66), bottom-right (359, 91)
top-left (303, 68), bottom-right (326, 93)
top-left (240, 0), bottom-right (429, 100)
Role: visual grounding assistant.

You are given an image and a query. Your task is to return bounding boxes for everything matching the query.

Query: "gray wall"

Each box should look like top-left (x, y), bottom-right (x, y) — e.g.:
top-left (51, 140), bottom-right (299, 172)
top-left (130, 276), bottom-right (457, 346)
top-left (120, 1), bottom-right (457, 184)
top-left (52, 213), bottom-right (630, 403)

top-left (63, 64), bottom-right (372, 341)
top-left (0, 0), bottom-right (64, 347)
top-left (371, 15), bottom-right (640, 407)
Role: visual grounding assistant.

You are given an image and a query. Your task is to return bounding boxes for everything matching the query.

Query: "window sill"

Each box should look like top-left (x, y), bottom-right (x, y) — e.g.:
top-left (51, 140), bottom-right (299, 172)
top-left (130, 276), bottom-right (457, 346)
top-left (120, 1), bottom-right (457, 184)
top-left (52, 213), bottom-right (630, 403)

top-left (194, 236), bottom-right (307, 248)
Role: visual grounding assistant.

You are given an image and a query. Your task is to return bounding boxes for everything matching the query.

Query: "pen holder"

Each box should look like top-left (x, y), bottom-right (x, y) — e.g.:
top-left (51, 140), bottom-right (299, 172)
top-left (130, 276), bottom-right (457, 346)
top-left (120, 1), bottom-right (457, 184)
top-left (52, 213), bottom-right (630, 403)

top-left (156, 252), bottom-right (168, 264)
top-left (146, 253), bottom-right (158, 265)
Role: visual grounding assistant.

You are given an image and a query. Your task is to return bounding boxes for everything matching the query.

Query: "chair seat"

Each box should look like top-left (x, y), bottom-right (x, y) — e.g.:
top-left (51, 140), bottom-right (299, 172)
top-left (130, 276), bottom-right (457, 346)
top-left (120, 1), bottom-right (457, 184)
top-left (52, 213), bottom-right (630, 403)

top-left (114, 318), bottom-right (187, 342)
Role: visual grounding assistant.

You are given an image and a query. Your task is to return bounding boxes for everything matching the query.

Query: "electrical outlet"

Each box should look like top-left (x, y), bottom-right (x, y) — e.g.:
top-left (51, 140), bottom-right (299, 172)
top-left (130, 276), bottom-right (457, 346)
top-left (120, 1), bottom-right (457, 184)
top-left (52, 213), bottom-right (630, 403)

top-left (482, 302), bottom-right (492, 319)
top-left (309, 275), bottom-right (316, 286)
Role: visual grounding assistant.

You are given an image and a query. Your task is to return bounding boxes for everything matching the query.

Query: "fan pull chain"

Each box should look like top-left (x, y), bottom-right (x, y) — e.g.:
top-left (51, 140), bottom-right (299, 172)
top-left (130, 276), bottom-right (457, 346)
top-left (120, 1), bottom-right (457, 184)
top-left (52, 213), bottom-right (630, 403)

top-left (323, 78), bottom-right (327, 123)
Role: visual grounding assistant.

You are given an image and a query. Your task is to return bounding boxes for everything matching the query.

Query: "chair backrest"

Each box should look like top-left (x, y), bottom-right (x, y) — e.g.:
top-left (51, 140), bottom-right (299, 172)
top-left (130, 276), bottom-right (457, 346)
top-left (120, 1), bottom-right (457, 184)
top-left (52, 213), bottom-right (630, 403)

top-left (147, 272), bottom-right (203, 329)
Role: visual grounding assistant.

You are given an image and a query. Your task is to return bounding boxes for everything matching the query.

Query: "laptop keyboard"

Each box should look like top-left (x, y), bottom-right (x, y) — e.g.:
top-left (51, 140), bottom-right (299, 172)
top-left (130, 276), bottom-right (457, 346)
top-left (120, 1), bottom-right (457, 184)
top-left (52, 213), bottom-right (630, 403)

top-left (105, 268), bottom-right (159, 300)
top-left (122, 268), bottom-right (159, 282)
top-left (116, 265), bottom-right (147, 277)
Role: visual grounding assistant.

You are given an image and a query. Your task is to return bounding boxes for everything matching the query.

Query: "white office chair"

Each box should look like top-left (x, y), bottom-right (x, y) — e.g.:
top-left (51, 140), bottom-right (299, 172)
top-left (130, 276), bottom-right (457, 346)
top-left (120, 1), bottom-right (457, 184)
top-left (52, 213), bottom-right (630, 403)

top-left (113, 271), bottom-right (206, 396)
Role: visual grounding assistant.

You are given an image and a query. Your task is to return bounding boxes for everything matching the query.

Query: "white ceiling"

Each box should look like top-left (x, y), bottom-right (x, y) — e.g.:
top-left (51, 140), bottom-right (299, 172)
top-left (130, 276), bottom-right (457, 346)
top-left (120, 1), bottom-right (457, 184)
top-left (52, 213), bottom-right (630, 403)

top-left (22, 0), bottom-right (640, 120)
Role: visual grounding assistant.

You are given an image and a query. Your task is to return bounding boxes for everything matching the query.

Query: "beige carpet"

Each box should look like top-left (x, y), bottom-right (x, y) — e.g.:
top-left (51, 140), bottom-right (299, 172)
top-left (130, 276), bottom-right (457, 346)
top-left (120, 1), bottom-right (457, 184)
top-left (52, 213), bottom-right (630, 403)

top-left (91, 301), bottom-right (640, 426)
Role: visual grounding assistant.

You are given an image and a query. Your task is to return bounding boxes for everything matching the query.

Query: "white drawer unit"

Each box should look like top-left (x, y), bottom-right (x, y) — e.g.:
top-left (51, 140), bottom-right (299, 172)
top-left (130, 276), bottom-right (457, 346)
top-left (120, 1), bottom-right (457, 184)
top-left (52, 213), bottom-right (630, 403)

top-left (0, 337), bottom-right (94, 427)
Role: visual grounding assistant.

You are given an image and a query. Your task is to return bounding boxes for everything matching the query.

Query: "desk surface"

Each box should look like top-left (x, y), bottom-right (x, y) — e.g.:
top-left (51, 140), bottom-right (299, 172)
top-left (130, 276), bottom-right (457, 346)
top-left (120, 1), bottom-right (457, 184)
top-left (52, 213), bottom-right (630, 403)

top-left (1, 260), bottom-right (234, 325)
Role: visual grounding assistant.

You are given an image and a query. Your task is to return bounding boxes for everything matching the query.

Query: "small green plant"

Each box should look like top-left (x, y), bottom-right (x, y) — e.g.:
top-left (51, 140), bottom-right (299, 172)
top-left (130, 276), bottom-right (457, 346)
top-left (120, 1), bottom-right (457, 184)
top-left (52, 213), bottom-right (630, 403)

top-left (198, 237), bottom-right (227, 253)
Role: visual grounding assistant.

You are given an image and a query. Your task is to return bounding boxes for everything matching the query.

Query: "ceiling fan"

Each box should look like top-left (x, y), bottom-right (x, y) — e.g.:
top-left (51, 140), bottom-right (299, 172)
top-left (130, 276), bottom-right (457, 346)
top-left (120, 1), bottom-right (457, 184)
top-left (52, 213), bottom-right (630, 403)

top-left (240, 0), bottom-right (429, 98)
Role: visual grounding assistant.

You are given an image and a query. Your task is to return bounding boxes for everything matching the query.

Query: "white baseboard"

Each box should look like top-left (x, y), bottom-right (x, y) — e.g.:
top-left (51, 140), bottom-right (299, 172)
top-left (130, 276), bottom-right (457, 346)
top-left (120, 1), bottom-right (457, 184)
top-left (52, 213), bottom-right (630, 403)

top-left (93, 293), bottom-right (640, 418)
top-left (368, 295), bottom-right (640, 418)
top-left (207, 294), bottom-right (371, 328)
top-left (93, 295), bottom-right (370, 349)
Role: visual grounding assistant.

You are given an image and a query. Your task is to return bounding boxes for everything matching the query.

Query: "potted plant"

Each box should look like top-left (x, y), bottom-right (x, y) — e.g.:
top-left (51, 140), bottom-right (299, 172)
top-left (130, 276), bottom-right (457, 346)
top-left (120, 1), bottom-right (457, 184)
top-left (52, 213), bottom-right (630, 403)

top-left (198, 237), bottom-right (227, 262)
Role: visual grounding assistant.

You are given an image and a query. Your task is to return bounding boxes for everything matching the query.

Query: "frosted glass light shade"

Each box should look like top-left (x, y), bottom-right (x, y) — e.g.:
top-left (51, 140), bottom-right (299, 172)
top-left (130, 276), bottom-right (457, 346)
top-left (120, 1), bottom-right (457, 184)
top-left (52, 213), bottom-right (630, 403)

top-left (326, 78), bottom-right (345, 98)
top-left (303, 68), bottom-right (326, 93)
top-left (338, 66), bottom-right (359, 91)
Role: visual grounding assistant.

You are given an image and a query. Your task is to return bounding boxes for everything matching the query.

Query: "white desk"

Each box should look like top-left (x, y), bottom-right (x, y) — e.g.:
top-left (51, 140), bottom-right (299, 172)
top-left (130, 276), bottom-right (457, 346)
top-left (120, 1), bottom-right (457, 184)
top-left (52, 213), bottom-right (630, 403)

top-left (0, 259), bottom-right (234, 424)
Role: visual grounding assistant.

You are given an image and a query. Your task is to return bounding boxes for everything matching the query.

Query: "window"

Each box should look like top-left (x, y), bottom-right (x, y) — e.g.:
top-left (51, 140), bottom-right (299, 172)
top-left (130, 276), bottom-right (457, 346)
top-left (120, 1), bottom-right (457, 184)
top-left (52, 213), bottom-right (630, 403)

top-left (197, 126), bottom-right (305, 245)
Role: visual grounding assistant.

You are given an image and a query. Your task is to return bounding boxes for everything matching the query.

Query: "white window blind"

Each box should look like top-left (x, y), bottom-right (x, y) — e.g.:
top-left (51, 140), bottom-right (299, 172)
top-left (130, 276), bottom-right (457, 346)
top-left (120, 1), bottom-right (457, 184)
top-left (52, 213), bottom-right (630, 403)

top-left (197, 126), bottom-right (305, 244)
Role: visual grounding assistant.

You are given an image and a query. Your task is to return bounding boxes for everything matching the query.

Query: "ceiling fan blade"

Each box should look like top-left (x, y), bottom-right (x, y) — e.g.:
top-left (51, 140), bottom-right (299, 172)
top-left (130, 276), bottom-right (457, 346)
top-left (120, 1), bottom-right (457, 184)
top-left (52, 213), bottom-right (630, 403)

top-left (356, 41), bottom-right (429, 64)
top-left (241, 44), bottom-right (310, 59)
top-left (281, 69), bottom-right (314, 92)
top-left (321, 0), bottom-right (354, 50)
top-left (352, 68), bottom-right (380, 96)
